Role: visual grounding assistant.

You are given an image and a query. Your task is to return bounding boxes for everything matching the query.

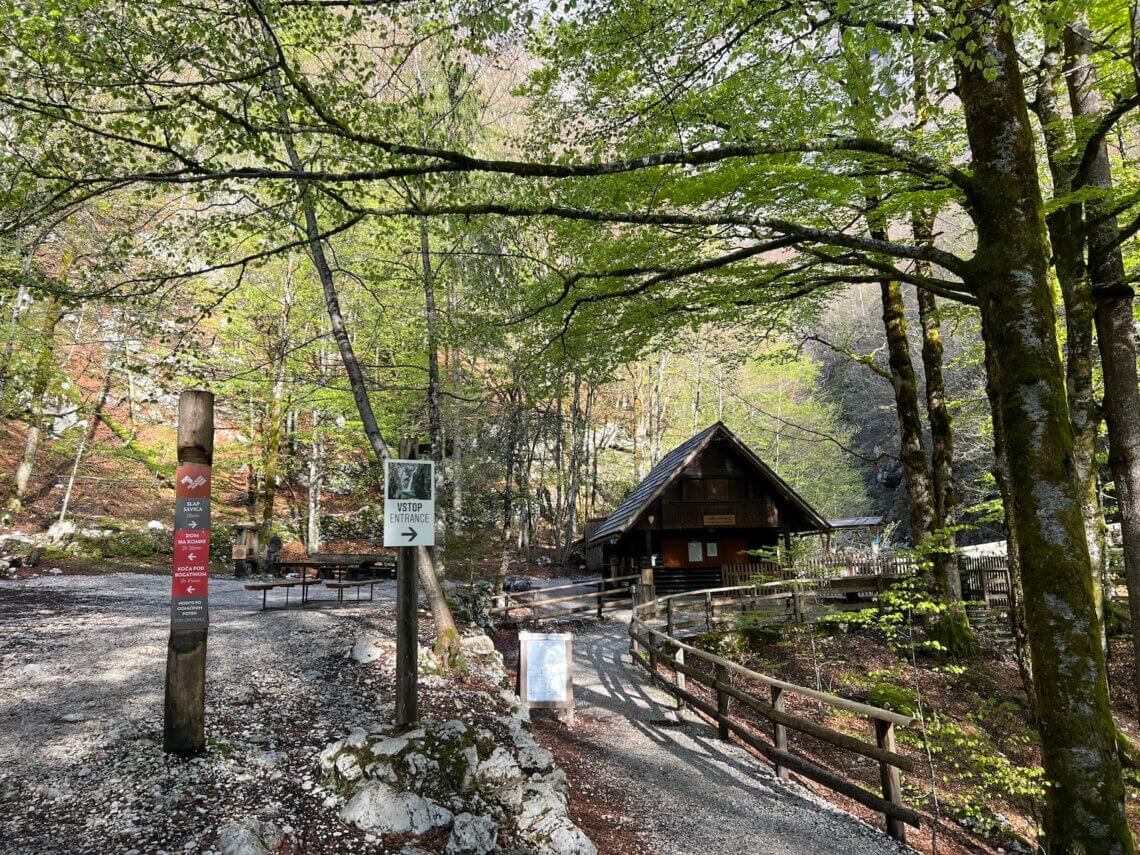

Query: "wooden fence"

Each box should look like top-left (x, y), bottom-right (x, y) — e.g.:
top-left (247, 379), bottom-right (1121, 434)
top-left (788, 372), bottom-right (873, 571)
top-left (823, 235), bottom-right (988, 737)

top-left (959, 556), bottom-right (1012, 609)
top-left (720, 556), bottom-right (921, 588)
top-left (490, 574), bottom-right (639, 624)
top-left (630, 583), bottom-right (921, 842)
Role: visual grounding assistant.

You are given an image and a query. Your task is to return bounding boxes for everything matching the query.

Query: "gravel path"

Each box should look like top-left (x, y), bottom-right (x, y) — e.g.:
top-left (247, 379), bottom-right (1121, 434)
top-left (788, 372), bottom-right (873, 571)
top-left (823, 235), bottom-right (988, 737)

top-left (0, 572), bottom-right (419, 854)
top-left (564, 618), bottom-right (913, 855)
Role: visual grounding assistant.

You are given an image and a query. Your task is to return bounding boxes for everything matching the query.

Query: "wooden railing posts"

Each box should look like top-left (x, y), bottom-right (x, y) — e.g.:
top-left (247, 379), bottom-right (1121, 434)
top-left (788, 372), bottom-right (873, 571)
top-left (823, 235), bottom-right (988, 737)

top-left (628, 585), bottom-right (920, 843)
top-left (715, 663), bottom-right (729, 740)
top-left (876, 720), bottom-right (905, 841)
top-left (771, 686), bottom-right (788, 780)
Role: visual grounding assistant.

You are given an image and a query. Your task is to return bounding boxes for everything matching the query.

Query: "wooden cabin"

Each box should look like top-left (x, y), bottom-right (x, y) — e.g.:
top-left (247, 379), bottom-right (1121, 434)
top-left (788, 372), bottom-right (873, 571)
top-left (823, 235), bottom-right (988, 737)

top-left (583, 422), bottom-right (830, 593)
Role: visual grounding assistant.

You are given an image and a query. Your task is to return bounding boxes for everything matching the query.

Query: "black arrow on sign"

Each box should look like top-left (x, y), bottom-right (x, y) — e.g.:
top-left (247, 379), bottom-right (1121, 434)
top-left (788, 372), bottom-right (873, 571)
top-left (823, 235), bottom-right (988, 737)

top-left (403, 527), bottom-right (417, 542)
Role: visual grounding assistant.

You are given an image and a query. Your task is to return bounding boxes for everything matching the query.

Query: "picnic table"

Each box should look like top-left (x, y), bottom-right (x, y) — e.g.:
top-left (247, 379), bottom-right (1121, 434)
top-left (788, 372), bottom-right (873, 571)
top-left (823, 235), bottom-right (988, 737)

top-left (269, 551), bottom-right (396, 581)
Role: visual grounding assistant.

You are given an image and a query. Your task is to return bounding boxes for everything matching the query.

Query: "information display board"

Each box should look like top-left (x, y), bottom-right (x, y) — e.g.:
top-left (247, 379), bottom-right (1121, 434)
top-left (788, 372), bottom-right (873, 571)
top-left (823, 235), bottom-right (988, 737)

top-left (518, 631), bottom-right (574, 708)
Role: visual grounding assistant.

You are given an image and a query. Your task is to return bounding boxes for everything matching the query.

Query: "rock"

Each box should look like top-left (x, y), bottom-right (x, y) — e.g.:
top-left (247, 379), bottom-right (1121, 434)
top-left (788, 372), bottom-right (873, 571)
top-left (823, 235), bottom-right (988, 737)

top-left (515, 781), bottom-right (594, 855)
top-left (517, 744), bottom-right (554, 773)
top-left (334, 752), bottom-right (362, 782)
top-left (252, 751), bottom-right (287, 770)
top-left (446, 812), bottom-right (498, 855)
top-left (350, 637), bottom-right (394, 664)
top-left (146, 520), bottom-right (166, 532)
top-left (21, 663), bottom-right (43, 679)
top-left (460, 634), bottom-right (496, 655)
top-left (215, 817), bottom-right (283, 855)
top-left (340, 781), bottom-right (453, 835)
top-left (476, 747), bottom-right (521, 787)
top-left (47, 520), bottom-right (76, 544)
top-left (49, 567), bottom-right (62, 575)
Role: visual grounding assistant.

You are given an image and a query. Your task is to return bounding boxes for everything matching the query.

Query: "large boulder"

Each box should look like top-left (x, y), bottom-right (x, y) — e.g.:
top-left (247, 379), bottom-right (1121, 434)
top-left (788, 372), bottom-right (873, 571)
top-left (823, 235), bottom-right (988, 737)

top-left (341, 781), bottom-right (453, 836)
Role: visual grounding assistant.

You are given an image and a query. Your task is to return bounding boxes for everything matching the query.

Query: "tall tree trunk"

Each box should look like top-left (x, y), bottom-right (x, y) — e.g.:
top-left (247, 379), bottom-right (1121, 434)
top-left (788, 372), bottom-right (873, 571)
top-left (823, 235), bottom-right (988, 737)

top-left (1065, 15), bottom-right (1140, 710)
top-left (877, 275), bottom-right (936, 546)
top-left (257, 21), bottom-right (459, 661)
top-left (0, 280), bottom-right (28, 416)
top-left (57, 370), bottom-right (113, 526)
top-left (418, 216), bottom-right (444, 465)
top-left (956, 5), bottom-right (1130, 848)
top-left (912, 50), bottom-right (960, 598)
top-left (1032, 34), bottom-right (1107, 635)
top-left (4, 298), bottom-right (64, 519)
top-left (985, 337), bottom-right (1036, 717)
top-left (307, 410), bottom-right (322, 552)
top-left (260, 278), bottom-right (292, 542)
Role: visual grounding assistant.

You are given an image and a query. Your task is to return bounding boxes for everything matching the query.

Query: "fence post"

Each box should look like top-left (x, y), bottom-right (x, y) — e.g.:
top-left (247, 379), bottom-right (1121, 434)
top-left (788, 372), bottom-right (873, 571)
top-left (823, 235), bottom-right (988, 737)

top-left (704, 591), bottom-right (713, 630)
top-left (675, 647), bottom-right (686, 708)
top-left (648, 627), bottom-right (659, 676)
top-left (875, 719), bottom-right (906, 842)
top-left (715, 663), bottom-right (729, 740)
top-left (771, 685), bottom-right (789, 780)
top-left (639, 562), bottom-right (656, 607)
top-left (596, 580), bottom-right (604, 620)
top-left (666, 598), bottom-right (675, 636)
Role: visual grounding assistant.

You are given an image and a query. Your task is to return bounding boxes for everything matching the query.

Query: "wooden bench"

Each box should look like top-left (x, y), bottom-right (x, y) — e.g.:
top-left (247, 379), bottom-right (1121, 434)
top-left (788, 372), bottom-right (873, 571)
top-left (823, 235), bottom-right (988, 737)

top-left (244, 580), bottom-right (301, 610)
top-left (324, 579), bottom-right (377, 603)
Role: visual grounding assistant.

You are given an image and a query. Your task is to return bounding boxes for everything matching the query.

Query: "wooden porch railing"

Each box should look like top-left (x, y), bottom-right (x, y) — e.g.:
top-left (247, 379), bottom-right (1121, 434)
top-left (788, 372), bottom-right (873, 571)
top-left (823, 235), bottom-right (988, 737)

top-left (630, 583), bottom-right (922, 842)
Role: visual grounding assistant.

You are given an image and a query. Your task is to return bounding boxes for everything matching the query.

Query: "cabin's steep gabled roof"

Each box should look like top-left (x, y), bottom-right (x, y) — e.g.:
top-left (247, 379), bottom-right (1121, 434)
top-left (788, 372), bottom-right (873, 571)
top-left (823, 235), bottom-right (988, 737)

top-left (584, 422), bottom-right (828, 546)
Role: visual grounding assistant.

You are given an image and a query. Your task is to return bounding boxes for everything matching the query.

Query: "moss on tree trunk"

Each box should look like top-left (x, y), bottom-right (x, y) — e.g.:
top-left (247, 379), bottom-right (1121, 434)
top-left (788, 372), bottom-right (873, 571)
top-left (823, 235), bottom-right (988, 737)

top-left (956, 3), bottom-right (1132, 849)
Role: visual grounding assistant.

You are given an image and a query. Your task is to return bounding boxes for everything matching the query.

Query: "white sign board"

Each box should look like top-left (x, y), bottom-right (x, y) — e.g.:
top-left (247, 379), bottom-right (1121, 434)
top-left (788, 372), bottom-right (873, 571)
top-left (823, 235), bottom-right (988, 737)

top-left (518, 631), bottom-right (573, 708)
top-left (383, 459), bottom-right (435, 547)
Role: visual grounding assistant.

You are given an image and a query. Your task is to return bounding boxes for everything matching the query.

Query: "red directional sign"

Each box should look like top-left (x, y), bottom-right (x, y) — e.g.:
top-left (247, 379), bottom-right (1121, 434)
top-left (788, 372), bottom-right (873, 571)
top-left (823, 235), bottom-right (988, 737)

top-left (172, 530), bottom-right (210, 598)
top-left (171, 465), bottom-right (211, 630)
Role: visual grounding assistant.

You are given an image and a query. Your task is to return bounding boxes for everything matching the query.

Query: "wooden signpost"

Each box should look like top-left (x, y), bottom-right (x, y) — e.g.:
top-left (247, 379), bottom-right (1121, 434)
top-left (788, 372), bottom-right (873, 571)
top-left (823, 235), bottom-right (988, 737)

top-left (164, 390), bottom-right (213, 756)
top-left (385, 438), bottom-right (435, 726)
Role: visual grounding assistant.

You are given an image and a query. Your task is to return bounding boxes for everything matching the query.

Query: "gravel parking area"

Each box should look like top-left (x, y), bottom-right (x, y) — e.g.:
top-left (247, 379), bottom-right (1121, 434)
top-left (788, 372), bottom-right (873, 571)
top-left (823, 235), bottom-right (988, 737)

top-left (0, 572), bottom-right (418, 854)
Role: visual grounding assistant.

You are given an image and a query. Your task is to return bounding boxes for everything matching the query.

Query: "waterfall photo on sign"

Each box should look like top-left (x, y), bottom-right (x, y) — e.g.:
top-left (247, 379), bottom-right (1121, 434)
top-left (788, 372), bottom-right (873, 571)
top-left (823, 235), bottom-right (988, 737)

top-left (386, 461), bottom-right (433, 500)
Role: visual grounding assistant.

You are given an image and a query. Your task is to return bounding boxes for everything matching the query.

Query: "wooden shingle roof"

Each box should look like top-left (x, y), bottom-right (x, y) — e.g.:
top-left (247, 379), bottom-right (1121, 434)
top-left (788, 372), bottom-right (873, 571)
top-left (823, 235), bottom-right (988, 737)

top-left (584, 422), bottom-right (828, 546)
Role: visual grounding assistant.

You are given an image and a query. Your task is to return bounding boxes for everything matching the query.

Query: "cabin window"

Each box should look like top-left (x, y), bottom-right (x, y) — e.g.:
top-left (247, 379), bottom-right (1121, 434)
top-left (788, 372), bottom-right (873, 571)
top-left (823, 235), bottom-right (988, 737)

top-left (687, 541), bottom-right (703, 562)
top-left (706, 542), bottom-right (718, 558)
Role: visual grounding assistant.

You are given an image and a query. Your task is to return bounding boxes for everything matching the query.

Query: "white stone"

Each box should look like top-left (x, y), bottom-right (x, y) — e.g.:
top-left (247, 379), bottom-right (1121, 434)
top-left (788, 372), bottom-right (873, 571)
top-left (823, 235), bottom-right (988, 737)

top-left (46, 520), bottom-right (76, 543)
top-left (350, 637), bottom-right (394, 664)
top-left (369, 736), bottom-right (409, 758)
top-left (517, 744), bottom-right (554, 773)
top-left (459, 634), bottom-right (496, 655)
top-left (445, 812), bottom-right (498, 855)
top-left (476, 747), bottom-right (522, 788)
top-left (146, 520), bottom-right (166, 532)
top-left (340, 781), bottom-right (453, 835)
top-left (215, 817), bottom-right (283, 855)
top-left (334, 752), bottom-right (362, 782)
